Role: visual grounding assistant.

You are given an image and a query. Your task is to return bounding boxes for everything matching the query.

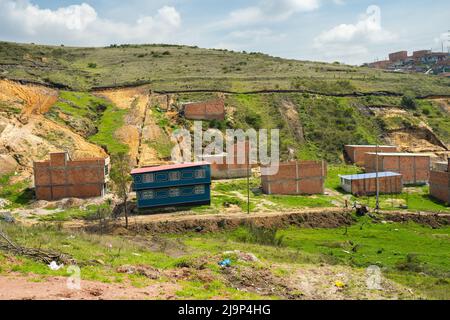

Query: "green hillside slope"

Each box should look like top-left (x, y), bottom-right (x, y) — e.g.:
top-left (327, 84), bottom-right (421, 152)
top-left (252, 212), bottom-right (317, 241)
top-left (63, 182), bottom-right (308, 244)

top-left (1, 41), bottom-right (449, 95)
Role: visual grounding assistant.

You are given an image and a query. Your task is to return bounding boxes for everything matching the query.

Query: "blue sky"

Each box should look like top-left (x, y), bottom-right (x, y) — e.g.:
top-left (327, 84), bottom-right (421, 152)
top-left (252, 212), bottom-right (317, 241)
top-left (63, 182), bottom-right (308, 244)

top-left (0, 0), bottom-right (448, 65)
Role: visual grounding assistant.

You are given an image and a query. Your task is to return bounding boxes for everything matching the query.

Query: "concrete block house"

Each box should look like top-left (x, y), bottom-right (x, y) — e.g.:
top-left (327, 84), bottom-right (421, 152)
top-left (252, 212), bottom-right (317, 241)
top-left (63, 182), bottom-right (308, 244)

top-left (34, 152), bottom-right (110, 201)
top-left (261, 161), bottom-right (327, 195)
top-left (364, 152), bottom-right (431, 185)
top-left (429, 159), bottom-right (450, 204)
top-left (344, 145), bottom-right (398, 166)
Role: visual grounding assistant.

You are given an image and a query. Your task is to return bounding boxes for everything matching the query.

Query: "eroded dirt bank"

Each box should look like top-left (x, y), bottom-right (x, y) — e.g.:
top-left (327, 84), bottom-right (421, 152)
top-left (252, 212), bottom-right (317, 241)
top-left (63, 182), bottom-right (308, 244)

top-left (67, 208), bottom-right (450, 235)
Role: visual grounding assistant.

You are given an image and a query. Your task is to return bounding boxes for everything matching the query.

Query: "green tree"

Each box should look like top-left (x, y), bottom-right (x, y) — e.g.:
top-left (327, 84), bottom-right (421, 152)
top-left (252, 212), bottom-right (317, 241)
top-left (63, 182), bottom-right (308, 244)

top-left (110, 152), bottom-right (132, 229)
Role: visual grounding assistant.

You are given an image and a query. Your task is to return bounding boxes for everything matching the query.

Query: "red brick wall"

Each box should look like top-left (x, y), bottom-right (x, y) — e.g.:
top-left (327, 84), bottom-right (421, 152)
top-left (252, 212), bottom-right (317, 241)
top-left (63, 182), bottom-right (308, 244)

top-left (364, 154), bottom-right (430, 184)
top-left (203, 143), bottom-right (252, 179)
top-left (349, 175), bottom-right (403, 196)
top-left (389, 51), bottom-right (408, 62)
top-left (34, 154), bottom-right (108, 201)
top-left (344, 146), bottom-right (397, 166)
top-left (184, 99), bottom-right (225, 121)
top-left (429, 171), bottom-right (450, 204)
top-left (261, 161), bottom-right (327, 195)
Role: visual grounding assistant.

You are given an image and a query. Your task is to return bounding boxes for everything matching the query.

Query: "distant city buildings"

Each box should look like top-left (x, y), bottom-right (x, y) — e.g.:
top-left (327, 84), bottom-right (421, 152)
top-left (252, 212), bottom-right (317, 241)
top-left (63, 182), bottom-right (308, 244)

top-left (364, 50), bottom-right (449, 76)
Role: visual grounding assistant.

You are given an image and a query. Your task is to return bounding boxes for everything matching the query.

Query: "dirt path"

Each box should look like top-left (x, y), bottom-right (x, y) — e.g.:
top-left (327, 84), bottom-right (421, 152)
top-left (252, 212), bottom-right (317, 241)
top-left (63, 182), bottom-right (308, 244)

top-left (0, 273), bottom-right (179, 300)
top-left (280, 100), bottom-right (305, 143)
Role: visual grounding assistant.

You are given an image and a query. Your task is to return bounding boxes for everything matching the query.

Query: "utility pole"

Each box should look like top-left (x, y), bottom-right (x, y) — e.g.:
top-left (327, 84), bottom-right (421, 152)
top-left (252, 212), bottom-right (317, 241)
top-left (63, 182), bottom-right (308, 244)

top-left (246, 143), bottom-right (250, 215)
top-left (375, 143), bottom-right (380, 212)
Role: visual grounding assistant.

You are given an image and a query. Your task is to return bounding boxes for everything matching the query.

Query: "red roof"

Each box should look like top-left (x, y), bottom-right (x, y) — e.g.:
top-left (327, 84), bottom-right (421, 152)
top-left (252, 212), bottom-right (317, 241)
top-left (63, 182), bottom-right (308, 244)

top-left (131, 162), bottom-right (209, 175)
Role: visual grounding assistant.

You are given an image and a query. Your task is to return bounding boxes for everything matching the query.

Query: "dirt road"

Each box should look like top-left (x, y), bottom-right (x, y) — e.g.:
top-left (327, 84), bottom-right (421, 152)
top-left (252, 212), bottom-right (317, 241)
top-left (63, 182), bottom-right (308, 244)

top-left (0, 274), bottom-right (179, 300)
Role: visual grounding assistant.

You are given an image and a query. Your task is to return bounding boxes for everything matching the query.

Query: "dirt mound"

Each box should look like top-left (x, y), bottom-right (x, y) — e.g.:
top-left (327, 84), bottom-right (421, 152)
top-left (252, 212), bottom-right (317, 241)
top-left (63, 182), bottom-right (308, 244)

top-left (382, 212), bottom-right (450, 228)
top-left (387, 128), bottom-right (447, 153)
top-left (0, 80), bottom-right (106, 177)
top-left (79, 209), bottom-right (355, 234)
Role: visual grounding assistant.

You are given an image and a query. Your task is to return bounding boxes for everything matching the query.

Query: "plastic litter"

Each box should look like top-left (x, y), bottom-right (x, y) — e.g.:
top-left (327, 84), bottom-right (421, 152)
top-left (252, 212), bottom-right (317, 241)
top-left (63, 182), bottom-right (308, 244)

top-left (218, 258), bottom-right (231, 268)
top-left (48, 261), bottom-right (64, 270)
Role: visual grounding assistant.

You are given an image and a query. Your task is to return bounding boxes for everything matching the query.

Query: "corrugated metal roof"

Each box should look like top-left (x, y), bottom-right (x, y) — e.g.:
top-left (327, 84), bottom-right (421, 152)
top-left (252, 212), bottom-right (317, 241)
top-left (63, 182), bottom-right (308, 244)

top-left (131, 162), bottom-right (209, 175)
top-left (339, 171), bottom-right (401, 180)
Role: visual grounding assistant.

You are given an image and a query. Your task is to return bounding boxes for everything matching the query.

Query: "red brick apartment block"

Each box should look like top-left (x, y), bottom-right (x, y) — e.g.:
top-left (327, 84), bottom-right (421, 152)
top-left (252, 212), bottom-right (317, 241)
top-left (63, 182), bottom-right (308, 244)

top-left (364, 152), bottom-right (431, 185)
top-left (389, 51), bottom-right (408, 62)
top-left (34, 152), bottom-right (110, 201)
top-left (413, 50), bottom-right (431, 60)
top-left (261, 161), bottom-right (327, 195)
top-left (340, 172), bottom-right (403, 196)
top-left (429, 159), bottom-right (450, 204)
top-left (183, 99), bottom-right (225, 121)
top-left (344, 145), bottom-right (398, 166)
top-left (201, 142), bottom-right (255, 179)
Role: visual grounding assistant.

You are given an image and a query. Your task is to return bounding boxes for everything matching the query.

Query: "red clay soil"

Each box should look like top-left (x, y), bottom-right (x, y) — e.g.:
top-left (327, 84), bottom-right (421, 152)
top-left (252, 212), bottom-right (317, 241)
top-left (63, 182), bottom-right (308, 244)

top-left (0, 274), bottom-right (179, 300)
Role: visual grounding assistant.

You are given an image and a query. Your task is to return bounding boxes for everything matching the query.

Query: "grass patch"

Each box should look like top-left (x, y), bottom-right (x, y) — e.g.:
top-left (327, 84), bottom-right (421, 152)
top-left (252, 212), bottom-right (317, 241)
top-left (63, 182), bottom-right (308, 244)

top-left (0, 174), bottom-right (33, 208)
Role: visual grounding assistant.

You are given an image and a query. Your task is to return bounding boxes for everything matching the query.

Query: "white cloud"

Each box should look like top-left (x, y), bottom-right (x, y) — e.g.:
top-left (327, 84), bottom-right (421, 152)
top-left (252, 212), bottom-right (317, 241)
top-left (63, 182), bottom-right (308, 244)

top-left (0, 0), bottom-right (182, 45)
top-left (216, 0), bottom-right (321, 28)
top-left (313, 5), bottom-right (396, 64)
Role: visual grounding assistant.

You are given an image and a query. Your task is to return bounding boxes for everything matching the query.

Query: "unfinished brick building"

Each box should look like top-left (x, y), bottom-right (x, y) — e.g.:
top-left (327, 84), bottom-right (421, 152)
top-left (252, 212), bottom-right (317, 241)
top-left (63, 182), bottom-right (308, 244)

top-left (34, 152), bottom-right (110, 201)
top-left (261, 161), bottom-right (327, 195)
top-left (429, 159), bottom-right (450, 204)
top-left (364, 152), bottom-right (431, 185)
top-left (344, 145), bottom-right (398, 166)
top-left (183, 99), bottom-right (225, 121)
top-left (200, 142), bottom-right (254, 179)
top-left (340, 172), bottom-right (403, 196)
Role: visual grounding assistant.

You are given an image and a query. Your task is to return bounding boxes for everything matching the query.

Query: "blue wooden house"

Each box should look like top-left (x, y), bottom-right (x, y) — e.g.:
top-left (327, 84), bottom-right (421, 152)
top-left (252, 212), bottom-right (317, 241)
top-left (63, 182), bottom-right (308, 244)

top-left (131, 162), bottom-right (211, 209)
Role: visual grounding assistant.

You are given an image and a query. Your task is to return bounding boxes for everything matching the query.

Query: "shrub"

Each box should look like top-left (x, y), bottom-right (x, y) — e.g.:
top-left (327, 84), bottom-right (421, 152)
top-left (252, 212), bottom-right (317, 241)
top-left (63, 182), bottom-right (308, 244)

top-left (239, 223), bottom-right (285, 246)
top-left (87, 62), bottom-right (97, 68)
top-left (401, 95), bottom-right (417, 109)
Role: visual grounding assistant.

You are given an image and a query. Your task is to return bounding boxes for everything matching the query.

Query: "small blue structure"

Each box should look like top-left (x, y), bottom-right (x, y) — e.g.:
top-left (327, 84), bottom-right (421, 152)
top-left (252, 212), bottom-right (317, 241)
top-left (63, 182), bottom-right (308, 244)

top-left (131, 162), bottom-right (211, 209)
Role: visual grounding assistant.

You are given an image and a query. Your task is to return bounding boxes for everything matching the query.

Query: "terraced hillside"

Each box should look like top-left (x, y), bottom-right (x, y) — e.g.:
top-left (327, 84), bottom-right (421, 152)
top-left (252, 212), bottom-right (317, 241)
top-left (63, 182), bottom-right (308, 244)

top-left (1, 41), bottom-right (450, 179)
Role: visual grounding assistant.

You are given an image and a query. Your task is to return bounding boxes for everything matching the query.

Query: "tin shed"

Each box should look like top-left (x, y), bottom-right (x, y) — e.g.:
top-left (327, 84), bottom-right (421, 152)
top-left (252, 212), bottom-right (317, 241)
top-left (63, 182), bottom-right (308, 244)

top-left (340, 172), bottom-right (403, 196)
top-left (131, 162), bottom-right (211, 209)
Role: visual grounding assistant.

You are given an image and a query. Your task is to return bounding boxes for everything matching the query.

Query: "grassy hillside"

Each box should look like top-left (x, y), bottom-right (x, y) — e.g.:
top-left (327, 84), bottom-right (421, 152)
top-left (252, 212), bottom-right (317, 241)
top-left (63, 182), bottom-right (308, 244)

top-left (1, 41), bottom-right (449, 95)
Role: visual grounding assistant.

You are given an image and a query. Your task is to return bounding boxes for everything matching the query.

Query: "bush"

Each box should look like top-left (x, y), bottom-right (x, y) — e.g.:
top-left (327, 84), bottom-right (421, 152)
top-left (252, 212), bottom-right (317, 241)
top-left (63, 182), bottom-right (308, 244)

top-left (401, 95), bottom-right (417, 109)
top-left (239, 223), bottom-right (285, 246)
top-left (422, 106), bottom-right (431, 116)
top-left (87, 62), bottom-right (97, 68)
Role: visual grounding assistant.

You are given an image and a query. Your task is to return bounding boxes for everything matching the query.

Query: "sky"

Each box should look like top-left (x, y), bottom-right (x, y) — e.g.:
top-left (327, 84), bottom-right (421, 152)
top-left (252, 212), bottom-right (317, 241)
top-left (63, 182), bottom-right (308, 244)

top-left (0, 0), bottom-right (448, 65)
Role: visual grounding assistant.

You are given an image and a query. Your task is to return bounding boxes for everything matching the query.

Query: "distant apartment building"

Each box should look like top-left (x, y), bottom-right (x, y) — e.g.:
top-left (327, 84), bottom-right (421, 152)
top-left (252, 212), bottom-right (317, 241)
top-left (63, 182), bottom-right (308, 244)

top-left (34, 152), bottom-right (110, 201)
top-left (389, 51), bottom-right (408, 62)
top-left (366, 50), bottom-right (449, 75)
top-left (412, 50), bottom-right (431, 60)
